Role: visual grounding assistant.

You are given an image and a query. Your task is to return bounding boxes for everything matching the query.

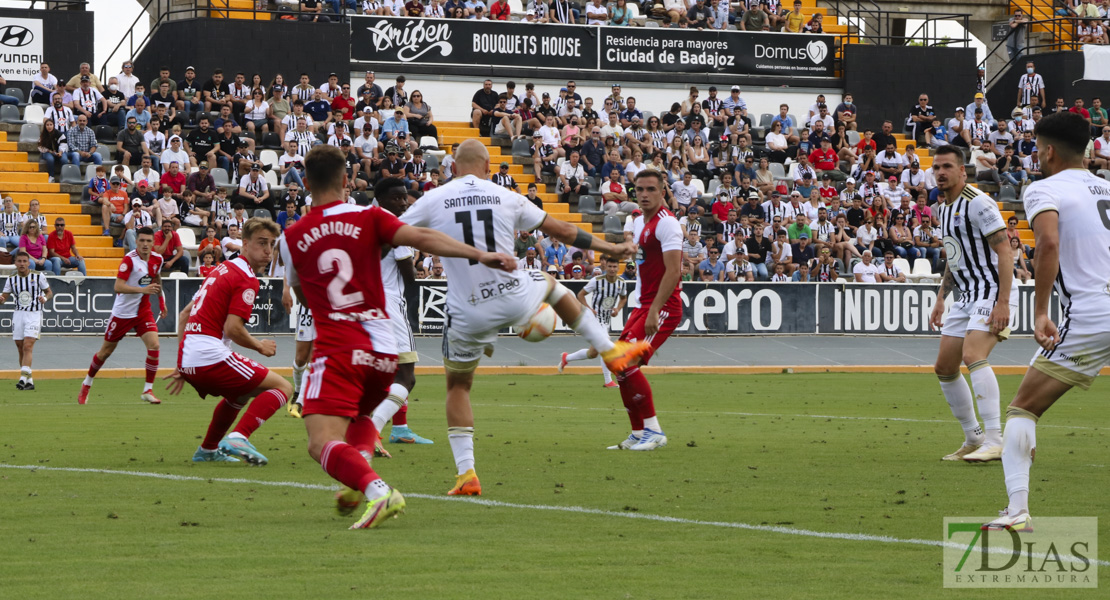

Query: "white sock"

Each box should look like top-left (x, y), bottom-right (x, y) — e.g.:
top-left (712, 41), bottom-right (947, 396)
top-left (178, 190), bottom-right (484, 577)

top-left (600, 357), bottom-right (612, 384)
top-left (143, 382), bottom-right (153, 393)
top-left (83, 375), bottom-right (94, 386)
top-left (969, 361), bottom-right (1002, 446)
top-left (1002, 409), bottom-right (1037, 515)
top-left (21, 366), bottom-right (31, 377)
top-left (372, 384), bottom-right (408, 433)
top-left (939, 374), bottom-right (983, 445)
top-left (643, 416), bottom-right (661, 431)
top-left (565, 349), bottom-right (591, 362)
top-left (364, 477), bottom-right (391, 501)
top-left (569, 312), bottom-right (615, 353)
top-left (227, 432), bottom-right (247, 441)
top-left (632, 430), bottom-right (643, 439)
top-left (448, 426), bottom-right (475, 475)
top-left (292, 362), bottom-right (307, 397)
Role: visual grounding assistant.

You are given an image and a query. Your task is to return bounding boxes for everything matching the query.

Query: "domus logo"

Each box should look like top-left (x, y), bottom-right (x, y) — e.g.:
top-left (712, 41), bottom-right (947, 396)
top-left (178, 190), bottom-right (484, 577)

top-left (806, 40), bottom-right (828, 64)
top-left (366, 19), bottom-right (453, 62)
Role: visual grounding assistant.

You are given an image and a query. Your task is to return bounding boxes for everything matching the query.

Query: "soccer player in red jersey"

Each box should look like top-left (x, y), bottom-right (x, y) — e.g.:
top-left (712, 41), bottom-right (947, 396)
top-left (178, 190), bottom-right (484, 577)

top-left (165, 217), bottom-right (293, 465)
top-left (279, 145), bottom-right (517, 529)
top-left (610, 170), bottom-right (685, 451)
top-left (78, 227), bottom-right (165, 405)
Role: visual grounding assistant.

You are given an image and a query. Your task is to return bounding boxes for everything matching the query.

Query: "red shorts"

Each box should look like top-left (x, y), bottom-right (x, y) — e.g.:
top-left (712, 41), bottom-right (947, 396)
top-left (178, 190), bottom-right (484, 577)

top-left (105, 310), bottom-right (158, 343)
top-left (619, 303), bottom-right (682, 365)
top-left (301, 348), bottom-right (399, 420)
top-left (181, 352), bottom-right (269, 399)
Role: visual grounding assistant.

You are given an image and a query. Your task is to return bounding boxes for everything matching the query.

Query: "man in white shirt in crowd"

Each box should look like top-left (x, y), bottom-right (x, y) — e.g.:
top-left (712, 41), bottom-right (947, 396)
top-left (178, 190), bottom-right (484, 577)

top-left (853, 249), bottom-right (881, 282)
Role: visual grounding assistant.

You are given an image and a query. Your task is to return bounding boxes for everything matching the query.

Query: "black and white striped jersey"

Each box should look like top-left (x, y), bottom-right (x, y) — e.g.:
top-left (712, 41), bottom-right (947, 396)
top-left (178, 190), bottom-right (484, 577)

top-left (3, 271), bottom-right (50, 312)
top-left (582, 276), bottom-right (627, 325)
top-left (937, 185), bottom-right (1009, 302)
top-left (0, 210), bottom-right (23, 237)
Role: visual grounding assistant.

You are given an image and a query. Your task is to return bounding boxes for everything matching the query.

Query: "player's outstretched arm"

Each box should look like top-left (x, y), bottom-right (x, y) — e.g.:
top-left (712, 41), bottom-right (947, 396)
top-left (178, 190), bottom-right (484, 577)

top-left (1030, 210), bottom-right (1061, 349)
top-left (224, 314), bottom-right (277, 357)
top-left (392, 224), bottom-right (517, 273)
top-left (539, 217), bottom-right (636, 262)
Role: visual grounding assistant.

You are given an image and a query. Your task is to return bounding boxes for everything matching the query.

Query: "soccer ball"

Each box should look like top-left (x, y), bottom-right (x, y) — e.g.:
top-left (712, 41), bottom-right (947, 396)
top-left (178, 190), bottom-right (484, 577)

top-left (518, 303), bottom-right (556, 342)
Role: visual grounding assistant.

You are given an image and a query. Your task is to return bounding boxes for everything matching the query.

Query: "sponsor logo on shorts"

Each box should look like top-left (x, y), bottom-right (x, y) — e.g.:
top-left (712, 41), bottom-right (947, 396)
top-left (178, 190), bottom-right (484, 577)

top-left (352, 349), bottom-right (398, 373)
top-left (328, 308), bottom-right (387, 322)
top-left (1058, 352), bottom-right (1089, 367)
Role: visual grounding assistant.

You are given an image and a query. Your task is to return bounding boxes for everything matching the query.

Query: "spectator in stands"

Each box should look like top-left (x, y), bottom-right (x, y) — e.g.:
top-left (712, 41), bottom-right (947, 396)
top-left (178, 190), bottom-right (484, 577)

top-left (584, 0), bottom-right (608, 23)
top-left (1094, 126), bottom-right (1110, 170)
top-left (912, 215), bottom-right (941, 271)
top-left (619, 97), bottom-right (643, 127)
top-left (122, 200), bottom-right (154, 251)
top-left (70, 75), bottom-right (106, 126)
top-left (966, 93), bottom-right (995, 128)
top-left (99, 176), bottom-right (129, 242)
top-left (37, 119), bottom-right (67, 182)
top-left (68, 114), bottom-right (101, 166)
top-left (19, 220), bottom-right (59, 275)
top-left (602, 168), bottom-right (637, 215)
top-left (405, 90), bottom-right (438, 141)
top-left (876, 142), bottom-right (903, 180)
top-left (971, 140), bottom-right (1001, 185)
top-left (31, 63), bottom-right (58, 104)
top-left (740, 1), bottom-right (766, 30)
top-left (154, 220), bottom-right (188, 274)
top-left (116, 116), bottom-right (144, 167)
top-left (237, 164), bottom-right (272, 216)
top-left (102, 77), bottom-right (128, 128)
top-left (470, 79), bottom-right (498, 130)
top-left (160, 135), bottom-right (190, 172)
top-left (188, 162), bottom-right (217, 207)
top-left (743, 226), bottom-right (771, 280)
top-left (997, 145), bottom-right (1027, 187)
top-left (244, 89), bottom-right (274, 134)
top-left (810, 137), bottom-right (845, 181)
top-left (834, 93), bottom-right (857, 131)
top-left (610, 0), bottom-right (632, 25)
top-left (805, 12), bottom-right (824, 33)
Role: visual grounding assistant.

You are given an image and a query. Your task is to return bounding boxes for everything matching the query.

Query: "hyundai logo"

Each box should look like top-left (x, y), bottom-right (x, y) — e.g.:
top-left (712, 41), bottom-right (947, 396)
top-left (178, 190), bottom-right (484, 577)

top-left (0, 25), bottom-right (34, 48)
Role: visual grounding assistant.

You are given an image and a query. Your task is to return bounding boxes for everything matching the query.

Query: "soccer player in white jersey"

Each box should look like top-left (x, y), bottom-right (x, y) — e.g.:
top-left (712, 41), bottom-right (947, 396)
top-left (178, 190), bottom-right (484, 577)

top-left (400, 139), bottom-right (645, 496)
top-left (983, 112), bottom-right (1110, 532)
top-left (929, 145), bottom-right (1017, 463)
top-left (1, 251), bottom-right (52, 390)
top-left (282, 285), bottom-right (315, 419)
top-left (368, 177), bottom-right (434, 445)
top-left (78, 227), bottom-right (165, 405)
top-left (558, 256), bottom-right (629, 387)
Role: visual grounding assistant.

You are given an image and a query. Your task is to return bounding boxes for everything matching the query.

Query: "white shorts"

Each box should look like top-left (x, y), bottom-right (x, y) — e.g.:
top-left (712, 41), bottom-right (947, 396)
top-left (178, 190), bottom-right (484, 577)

top-left (12, 311), bottom-right (42, 341)
top-left (295, 305), bottom-right (316, 343)
top-left (442, 271), bottom-right (550, 371)
top-left (1030, 320), bottom-right (1110, 390)
top-left (387, 295), bottom-right (416, 364)
top-left (940, 297), bottom-right (1019, 339)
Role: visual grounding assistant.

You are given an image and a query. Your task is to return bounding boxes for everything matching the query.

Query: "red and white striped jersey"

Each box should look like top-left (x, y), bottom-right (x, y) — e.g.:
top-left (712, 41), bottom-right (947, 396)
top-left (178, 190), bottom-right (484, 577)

top-left (111, 251), bottom-right (163, 318)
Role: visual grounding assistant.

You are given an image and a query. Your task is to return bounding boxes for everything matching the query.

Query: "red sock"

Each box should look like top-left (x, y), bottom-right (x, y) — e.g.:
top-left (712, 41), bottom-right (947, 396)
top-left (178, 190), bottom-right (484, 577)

top-left (346, 415), bottom-right (380, 456)
top-left (392, 404), bottom-right (408, 427)
top-left (320, 440), bottom-right (380, 493)
top-left (87, 353), bottom-right (105, 379)
top-left (616, 367), bottom-right (654, 430)
top-left (145, 350), bottom-right (159, 386)
top-left (231, 389), bottom-right (288, 439)
top-left (202, 398), bottom-right (245, 450)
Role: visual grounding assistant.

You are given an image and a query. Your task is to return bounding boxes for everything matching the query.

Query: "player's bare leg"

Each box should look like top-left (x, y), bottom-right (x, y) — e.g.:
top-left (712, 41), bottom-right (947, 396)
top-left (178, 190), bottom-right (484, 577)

top-left (375, 363), bottom-right (434, 446)
top-left (288, 339), bottom-right (313, 418)
top-left (212, 370), bottom-right (293, 465)
top-left (306, 413), bottom-right (405, 529)
top-left (934, 335), bottom-right (984, 460)
top-left (983, 366), bottom-right (1072, 532)
top-left (444, 367), bottom-right (481, 496)
top-left (138, 331), bottom-right (162, 404)
top-left (558, 346), bottom-right (615, 387)
top-left (544, 275), bottom-right (648, 374)
top-left (79, 339), bottom-right (118, 404)
top-left (15, 337), bottom-right (36, 390)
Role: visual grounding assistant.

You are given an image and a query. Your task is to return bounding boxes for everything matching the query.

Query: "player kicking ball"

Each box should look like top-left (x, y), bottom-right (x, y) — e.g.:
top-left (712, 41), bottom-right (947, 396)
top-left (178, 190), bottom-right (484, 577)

top-left (1, 251), bottom-right (52, 390)
top-left (280, 145), bottom-right (517, 528)
top-left (400, 139), bottom-right (644, 496)
top-left (605, 170), bottom-right (684, 451)
top-left (165, 218), bottom-right (293, 465)
top-left (983, 112), bottom-right (1110, 532)
top-left (929, 145), bottom-right (1017, 463)
top-left (558, 256), bottom-right (628, 387)
top-left (78, 227), bottom-right (164, 405)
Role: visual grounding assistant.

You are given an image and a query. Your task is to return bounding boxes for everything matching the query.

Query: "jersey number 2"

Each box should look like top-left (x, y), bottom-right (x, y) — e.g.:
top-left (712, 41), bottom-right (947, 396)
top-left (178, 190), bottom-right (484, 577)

top-left (319, 249), bottom-right (364, 309)
top-left (456, 209), bottom-right (495, 265)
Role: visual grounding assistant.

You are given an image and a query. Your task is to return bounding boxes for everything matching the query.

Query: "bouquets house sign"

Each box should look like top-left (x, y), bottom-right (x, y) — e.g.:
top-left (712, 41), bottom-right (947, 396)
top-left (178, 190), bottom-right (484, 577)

top-left (350, 16), bottom-right (835, 77)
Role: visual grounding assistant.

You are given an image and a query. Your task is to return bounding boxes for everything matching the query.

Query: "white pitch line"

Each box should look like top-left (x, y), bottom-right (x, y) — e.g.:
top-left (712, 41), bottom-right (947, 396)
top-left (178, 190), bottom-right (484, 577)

top-left (0, 464), bottom-right (1104, 568)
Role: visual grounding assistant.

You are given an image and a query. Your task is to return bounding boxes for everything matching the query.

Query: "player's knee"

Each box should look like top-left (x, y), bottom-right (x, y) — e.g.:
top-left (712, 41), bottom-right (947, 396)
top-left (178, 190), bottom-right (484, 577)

top-left (306, 438), bottom-right (326, 462)
top-left (276, 377), bottom-right (294, 398)
top-left (933, 361), bottom-right (957, 378)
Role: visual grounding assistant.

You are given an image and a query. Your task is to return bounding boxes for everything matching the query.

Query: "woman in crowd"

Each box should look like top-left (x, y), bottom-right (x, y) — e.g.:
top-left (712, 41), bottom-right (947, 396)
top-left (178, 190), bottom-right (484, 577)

top-left (19, 220), bottom-right (59, 275)
top-left (765, 121), bottom-right (790, 164)
top-left (24, 199), bottom-right (47, 232)
top-left (666, 155), bottom-right (687, 184)
top-left (405, 90), bottom-right (438, 141)
top-left (831, 122), bottom-right (856, 162)
top-left (1011, 236), bottom-right (1032, 282)
top-left (38, 118), bottom-right (68, 182)
top-left (754, 156), bottom-right (776, 197)
top-left (269, 73), bottom-right (288, 99)
top-left (887, 213), bottom-right (918, 260)
top-left (685, 134), bottom-right (711, 182)
top-left (645, 116), bottom-right (667, 153)
top-left (610, 0), bottom-right (631, 25)
top-left (244, 89), bottom-right (273, 134)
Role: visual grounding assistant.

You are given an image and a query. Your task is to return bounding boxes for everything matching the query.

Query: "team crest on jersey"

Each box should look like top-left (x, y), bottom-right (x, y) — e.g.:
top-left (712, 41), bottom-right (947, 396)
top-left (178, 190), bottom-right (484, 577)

top-left (242, 289), bottom-right (256, 304)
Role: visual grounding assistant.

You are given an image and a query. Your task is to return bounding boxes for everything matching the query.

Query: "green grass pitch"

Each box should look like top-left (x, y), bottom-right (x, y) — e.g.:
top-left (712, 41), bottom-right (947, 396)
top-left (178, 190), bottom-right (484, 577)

top-left (1, 373), bottom-right (1106, 598)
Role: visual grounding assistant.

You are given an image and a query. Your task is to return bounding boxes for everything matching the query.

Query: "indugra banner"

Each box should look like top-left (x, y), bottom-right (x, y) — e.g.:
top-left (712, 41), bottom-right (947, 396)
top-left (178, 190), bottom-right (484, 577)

top-left (349, 16), bottom-right (835, 77)
top-left (1, 278), bottom-right (1055, 338)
